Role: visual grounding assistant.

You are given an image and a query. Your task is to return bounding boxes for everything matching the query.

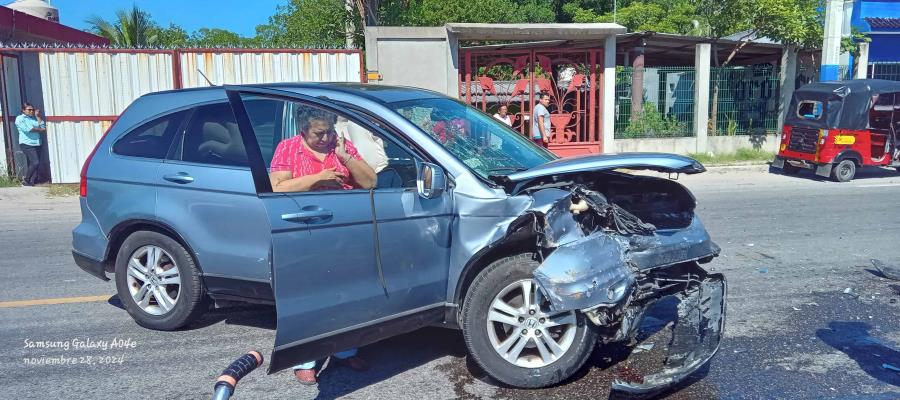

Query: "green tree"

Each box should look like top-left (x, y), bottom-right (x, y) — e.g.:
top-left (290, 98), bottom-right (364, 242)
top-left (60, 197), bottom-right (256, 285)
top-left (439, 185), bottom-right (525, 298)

top-left (699, 0), bottom-right (823, 134)
top-left (190, 28), bottom-right (257, 47)
top-left (86, 6), bottom-right (158, 46)
top-left (256, 0), bottom-right (352, 47)
top-left (151, 23), bottom-right (190, 47)
top-left (561, 0), bottom-right (703, 35)
top-left (256, 0), bottom-right (558, 48)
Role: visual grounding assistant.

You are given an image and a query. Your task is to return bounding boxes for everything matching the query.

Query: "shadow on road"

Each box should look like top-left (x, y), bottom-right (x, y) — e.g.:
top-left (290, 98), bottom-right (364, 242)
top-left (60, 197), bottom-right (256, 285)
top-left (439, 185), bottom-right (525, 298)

top-left (769, 165), bottom-right (900, 182)
top-left (816, 321), bottom-right (900, 387)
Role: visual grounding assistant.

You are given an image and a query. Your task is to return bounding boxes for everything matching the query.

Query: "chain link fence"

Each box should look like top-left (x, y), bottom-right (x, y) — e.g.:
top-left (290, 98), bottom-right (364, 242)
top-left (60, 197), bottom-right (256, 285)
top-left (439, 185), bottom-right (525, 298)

top-left (615, 66), bottom-right (695, 138)
top-left (709, 65), bottom-right (781, 136)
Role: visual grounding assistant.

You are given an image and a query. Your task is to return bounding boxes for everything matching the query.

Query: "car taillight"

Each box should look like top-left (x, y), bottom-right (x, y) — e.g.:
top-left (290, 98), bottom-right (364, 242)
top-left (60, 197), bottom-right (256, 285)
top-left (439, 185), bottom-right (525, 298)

top-left (80, 121), bottom-right (116, 197)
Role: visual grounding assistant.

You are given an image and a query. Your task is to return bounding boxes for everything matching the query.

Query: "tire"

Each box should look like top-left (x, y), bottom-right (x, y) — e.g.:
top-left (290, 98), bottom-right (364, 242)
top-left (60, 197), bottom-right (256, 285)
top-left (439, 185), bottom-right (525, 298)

top-left (114, 231), bottom-right (209, 330)
top-left (831, 159), bottom-right (856, 182)
top-left (461, 253), bottom-right (597, 388)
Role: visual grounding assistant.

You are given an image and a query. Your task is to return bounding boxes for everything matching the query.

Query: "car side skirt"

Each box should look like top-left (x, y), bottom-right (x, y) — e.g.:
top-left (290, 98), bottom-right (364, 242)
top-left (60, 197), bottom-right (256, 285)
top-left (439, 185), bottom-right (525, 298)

top-left (268, 303), bottom-right (446, 373)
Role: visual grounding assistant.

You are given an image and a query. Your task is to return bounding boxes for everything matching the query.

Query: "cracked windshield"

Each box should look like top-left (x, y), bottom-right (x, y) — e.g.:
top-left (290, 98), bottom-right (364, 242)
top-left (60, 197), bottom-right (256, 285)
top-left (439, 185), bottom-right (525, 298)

top-left (390, 98), bottom-right (555, 178)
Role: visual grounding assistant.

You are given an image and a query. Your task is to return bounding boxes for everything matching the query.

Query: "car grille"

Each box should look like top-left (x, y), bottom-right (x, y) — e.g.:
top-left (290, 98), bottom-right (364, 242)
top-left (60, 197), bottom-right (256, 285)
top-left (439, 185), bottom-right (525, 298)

top-left (788, 126), bottom-right (818, 154)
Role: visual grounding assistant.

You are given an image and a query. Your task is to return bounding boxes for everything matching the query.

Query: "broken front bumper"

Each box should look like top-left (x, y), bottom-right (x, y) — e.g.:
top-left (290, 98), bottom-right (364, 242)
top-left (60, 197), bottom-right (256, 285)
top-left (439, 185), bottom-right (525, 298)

top-left (532, 216), bottom-right (726, 396)
top-left (609, 265), bottom-right (726, 396)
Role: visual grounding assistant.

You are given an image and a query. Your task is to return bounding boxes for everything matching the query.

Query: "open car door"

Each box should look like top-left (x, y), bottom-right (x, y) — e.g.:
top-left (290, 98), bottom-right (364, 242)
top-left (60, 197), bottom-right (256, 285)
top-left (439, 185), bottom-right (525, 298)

top-left (225, 86), bottom-right (447, 373)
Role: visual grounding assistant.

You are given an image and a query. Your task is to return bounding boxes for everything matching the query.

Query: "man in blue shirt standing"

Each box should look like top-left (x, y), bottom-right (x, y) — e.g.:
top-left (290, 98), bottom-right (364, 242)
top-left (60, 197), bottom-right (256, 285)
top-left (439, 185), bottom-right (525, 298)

top-left (15, 103), bottom-right (46, 186)
top-left (531, 93), bottom-right (551, 148)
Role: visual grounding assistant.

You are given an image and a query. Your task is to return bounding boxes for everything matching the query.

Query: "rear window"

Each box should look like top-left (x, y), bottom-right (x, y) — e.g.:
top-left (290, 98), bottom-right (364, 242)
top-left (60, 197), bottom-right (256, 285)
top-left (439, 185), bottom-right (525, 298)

top-left (796, 101), bottom-right (823, 120)
top-left (113, 111), bottom-right (186, 159)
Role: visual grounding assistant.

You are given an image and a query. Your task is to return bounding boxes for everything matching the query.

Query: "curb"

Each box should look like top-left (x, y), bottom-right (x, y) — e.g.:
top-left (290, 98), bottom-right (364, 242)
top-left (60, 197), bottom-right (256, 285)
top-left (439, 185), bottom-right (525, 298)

top-left (704, 163), bottom-right (771, 172)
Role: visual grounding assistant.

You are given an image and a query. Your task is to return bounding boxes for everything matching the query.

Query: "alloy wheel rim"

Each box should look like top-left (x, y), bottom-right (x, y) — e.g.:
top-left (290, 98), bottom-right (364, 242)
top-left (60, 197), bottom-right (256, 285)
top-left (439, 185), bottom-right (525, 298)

top-left (485, 279), bottom-right (577, 368)
top-left (125, 245), bottom-right (181, 316)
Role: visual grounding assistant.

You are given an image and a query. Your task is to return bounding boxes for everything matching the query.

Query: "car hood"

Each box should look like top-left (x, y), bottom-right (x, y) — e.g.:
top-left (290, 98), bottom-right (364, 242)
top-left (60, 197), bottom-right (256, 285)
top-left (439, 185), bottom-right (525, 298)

top-left (492, 153), bottom-right (705, 194)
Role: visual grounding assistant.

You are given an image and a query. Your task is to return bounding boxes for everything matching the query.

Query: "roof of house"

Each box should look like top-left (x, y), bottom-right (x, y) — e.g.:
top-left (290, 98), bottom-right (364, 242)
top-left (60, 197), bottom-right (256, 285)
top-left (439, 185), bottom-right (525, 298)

top-left (0, 5), bottom-right (108, 45)
top-left (865, 17), bottom-right (900, 29)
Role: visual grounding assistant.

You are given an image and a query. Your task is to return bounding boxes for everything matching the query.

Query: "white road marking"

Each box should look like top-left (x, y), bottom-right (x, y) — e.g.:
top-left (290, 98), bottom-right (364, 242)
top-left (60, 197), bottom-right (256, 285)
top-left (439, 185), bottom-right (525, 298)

top-left (856, 183), bottom-right (900, 188)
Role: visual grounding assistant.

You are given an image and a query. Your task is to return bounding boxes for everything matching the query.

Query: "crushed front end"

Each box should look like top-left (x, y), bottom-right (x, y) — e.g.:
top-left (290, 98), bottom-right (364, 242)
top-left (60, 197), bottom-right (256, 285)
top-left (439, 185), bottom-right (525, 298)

top-left (525, 172), bottom-right (726, 396)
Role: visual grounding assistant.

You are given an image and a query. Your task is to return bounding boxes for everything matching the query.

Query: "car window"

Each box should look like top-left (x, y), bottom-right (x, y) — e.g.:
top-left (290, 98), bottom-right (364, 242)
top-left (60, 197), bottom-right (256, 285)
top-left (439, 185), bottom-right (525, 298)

top-left (390, 97), bottom-right (554, 179)
top-left (797, 100), bottom-right (823, 120)
top-left (240, 95), bottom-right (418, 193)
top-left (243, 98), bottom-right (284, 169)
top-left (113, 111), bottom-right (186, 159)
top-left (180, 103), bottom-right (248, 167)
top-left (870, 93), bottom-right (894, 132)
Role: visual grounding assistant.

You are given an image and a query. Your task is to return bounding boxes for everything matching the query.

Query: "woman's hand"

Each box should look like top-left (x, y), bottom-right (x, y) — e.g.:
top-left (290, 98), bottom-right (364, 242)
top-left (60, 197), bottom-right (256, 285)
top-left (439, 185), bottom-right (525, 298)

top-left (334, 135), bottom-right (350, 164)
top-left (316, 167), bottom-right (346, 186)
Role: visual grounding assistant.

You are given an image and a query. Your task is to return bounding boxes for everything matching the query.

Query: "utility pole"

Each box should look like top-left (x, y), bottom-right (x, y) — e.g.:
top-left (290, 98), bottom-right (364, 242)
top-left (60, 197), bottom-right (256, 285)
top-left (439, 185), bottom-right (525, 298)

top-left (821, 0), bottom-right (855, 81)
top-left (345, 0), bottom-right (355, 48)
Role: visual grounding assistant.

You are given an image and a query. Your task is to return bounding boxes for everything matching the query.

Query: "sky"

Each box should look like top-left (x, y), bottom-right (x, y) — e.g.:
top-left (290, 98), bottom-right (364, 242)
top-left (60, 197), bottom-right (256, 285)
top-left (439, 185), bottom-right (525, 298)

top-left (48, 0), bottom-right (287, 37)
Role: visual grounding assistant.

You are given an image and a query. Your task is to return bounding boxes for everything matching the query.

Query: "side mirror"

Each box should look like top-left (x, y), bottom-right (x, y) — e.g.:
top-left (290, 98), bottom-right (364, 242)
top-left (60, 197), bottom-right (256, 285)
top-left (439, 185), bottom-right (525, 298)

top-left (417, 161), bottom-right (446, 199)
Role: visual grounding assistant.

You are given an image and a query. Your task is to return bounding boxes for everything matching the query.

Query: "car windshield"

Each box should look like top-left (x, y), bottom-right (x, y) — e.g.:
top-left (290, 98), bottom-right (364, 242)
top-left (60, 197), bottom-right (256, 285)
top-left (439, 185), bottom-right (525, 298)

top-left (389, 98), bottom-right (556, 179)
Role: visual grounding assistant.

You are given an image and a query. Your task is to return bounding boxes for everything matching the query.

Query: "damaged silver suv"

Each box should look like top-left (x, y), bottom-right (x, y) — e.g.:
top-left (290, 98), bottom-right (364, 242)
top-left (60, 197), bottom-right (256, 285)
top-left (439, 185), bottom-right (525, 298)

top-left (72, 83), bottom-right (724, 395)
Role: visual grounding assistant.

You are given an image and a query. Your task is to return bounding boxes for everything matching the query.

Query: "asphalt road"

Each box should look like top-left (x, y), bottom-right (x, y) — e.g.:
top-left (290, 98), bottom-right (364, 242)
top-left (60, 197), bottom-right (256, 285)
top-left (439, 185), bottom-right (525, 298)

top-left (1, 166), bottom-right (899, 400)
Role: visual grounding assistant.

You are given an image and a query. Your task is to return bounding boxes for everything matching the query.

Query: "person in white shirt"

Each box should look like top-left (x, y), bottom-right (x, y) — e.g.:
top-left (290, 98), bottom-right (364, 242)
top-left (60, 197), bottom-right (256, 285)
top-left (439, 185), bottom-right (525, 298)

top-left (493, 105), bottom-right (512, 127)
top-left (334, 117), bottom-right (389, 173)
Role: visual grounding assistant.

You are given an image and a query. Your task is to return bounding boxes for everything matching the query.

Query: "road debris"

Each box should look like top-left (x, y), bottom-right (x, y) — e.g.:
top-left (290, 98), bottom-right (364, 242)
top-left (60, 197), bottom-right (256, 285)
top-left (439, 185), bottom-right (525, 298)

top-left (883, 363), bottom-right (900, 373)
top-left (633, 343), bottom-right (655, 353)
top-left (871, 259), bottom-right (900, 280)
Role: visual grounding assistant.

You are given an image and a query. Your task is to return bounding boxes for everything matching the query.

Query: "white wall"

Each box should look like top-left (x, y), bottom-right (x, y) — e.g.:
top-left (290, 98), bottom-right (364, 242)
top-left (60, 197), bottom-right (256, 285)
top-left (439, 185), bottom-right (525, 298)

top-left (365, 27), bottom-right (459, 96)
top-left (615, 134), bottom-right (779, 155)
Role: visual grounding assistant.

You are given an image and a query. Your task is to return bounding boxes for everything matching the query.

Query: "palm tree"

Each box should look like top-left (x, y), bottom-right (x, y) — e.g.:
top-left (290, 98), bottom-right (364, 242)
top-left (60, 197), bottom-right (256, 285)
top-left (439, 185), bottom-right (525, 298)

top-left (86, 6), bottom-right (158, 46)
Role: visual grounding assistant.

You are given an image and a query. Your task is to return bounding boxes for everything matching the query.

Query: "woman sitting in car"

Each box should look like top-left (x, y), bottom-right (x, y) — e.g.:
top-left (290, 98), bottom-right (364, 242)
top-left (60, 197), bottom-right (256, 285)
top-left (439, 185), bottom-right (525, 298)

top-left (269, 108), bottom-right (377, 192)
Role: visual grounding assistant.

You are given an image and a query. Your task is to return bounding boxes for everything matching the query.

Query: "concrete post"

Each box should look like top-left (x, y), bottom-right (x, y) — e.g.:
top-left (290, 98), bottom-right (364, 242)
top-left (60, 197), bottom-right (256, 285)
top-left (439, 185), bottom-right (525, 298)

top-left (856, 42), bottom-right (870, 79)
top-left (602, 35), bottom-right (616, 153)
top-left (778, 45), bottom-right (798, 134)
top-left (694, 43), bottom-right (711, 154)
top-left (821, 0), bottom-right (844, 81)
top-left (630, 46), bottom-right (645, 120)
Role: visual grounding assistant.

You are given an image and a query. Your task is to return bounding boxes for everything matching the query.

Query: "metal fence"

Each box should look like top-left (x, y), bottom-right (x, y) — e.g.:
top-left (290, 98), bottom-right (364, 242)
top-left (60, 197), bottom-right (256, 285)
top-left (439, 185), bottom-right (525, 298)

top-left (614, 66), bottom-right (695, 139)
top-left (796, 64), bottom-right (852, 86)
top-left (868, 62), bottom-right (900, 81)
top-left (709, 65), bottom-right (780, 136)
top-left (1, 47), bottom-right (363, 183)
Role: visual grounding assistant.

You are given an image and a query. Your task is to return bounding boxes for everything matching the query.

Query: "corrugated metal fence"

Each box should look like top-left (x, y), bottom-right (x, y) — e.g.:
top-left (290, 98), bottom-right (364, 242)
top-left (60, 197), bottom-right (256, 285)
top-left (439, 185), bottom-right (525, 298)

top-left (9, 47), bottom-right (363, 183)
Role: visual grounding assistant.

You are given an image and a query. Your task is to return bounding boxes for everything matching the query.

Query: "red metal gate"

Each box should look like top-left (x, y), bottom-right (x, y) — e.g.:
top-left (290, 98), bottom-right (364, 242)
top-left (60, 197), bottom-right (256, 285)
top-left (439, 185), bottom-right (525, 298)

top-left (459, 47), bottom-right (604, 156)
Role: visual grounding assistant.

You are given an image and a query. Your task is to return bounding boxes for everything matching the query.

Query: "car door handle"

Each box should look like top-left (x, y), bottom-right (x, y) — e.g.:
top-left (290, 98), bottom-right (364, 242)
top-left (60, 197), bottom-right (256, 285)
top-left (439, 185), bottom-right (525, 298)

top-left (281, 208), bottom-right (333, 223)
top-left (163, 173), bottom-right (194, 184)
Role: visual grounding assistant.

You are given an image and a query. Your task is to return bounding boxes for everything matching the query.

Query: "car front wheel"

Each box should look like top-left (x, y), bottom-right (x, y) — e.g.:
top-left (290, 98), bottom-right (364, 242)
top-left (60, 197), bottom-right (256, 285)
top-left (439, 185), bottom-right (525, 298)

top-left (461, 254), bottom-right (597, 388)
top-left (114, 231), bottom-right (209, 330)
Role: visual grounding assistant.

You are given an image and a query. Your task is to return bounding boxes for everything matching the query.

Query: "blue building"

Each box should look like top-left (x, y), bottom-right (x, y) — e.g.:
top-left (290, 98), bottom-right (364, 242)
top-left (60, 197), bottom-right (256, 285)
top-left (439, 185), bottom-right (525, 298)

top-left (852, 0), bottom-right (900, 62)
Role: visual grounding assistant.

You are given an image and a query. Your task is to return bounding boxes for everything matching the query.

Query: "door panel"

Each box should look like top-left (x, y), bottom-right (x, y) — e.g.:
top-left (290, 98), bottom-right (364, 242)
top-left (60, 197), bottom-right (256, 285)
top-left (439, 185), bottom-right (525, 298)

top-left (155, 102), bottom-right (271, 289)
top-left (374, 188), bottom-right (452, 306)
top-left (225, 88), bottom-right (449, 373)
top-left (264, 190), bottom-right (392, 371)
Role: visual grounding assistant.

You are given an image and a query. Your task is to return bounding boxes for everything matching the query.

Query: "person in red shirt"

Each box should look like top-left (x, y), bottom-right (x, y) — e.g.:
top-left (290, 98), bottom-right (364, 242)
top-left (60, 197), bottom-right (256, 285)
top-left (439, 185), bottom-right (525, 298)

top-left (268, 108), bottom-right (375, 385)
top-left (269, 108), bottom-right (376, 192)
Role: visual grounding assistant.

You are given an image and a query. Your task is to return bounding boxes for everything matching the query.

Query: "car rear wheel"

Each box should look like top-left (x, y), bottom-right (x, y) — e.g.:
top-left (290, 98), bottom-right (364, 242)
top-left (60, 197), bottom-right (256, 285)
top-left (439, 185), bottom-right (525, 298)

top-left (114, 231), bottom-right (209, 330)
top-left (461, 253), bottom-right (597, 388)
top-left (831, 159), bottom-right (856, 182)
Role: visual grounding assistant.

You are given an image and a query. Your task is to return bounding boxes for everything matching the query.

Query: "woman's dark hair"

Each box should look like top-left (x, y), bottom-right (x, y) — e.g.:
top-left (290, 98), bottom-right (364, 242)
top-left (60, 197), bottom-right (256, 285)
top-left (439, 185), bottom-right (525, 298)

top-left (21, 102), bottom-right (34, 111)
top-left (297, 107), bottom-right (336, 134)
